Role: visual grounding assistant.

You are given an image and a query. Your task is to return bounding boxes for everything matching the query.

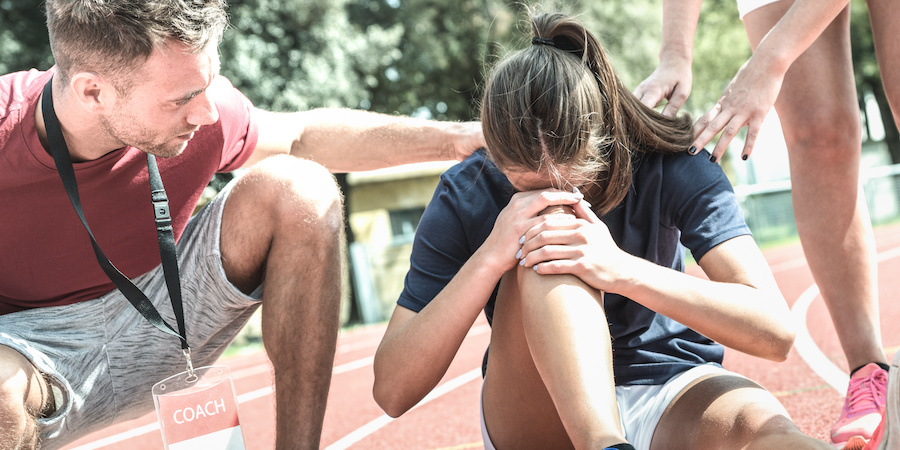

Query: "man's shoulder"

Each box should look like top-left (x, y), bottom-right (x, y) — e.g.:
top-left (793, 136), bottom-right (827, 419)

top-left (1, 69), bottom-right (51, 119)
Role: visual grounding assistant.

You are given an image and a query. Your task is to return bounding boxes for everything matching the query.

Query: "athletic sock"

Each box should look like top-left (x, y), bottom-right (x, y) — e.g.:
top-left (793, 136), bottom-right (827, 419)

top-left (604, 444), bottom-right (636, 450)
top-left (850, 362), bottom-right (891, 377)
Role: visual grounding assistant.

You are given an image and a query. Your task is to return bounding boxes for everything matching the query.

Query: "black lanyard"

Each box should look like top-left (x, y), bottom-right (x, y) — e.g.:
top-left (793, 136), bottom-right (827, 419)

top-left (40, 78), bottom-right (190, 356)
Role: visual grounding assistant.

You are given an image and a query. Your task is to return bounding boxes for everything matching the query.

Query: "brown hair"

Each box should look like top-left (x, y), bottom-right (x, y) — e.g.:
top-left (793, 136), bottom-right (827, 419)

top-left (45, 0), bottom-right (228, 92)
top-left (480, 12), bottom-right (693, 215)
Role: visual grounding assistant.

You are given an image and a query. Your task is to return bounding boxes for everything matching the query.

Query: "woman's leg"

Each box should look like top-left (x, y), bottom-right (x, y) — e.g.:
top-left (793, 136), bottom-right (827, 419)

top-left (867, 0), bottom-right (900, 129)
top-left (743, 3), bottom-right (887, 442)
top-left (744, 0), bottom-right (887, 380)
top-left (651, 373), bottom-right (832, 449)
top-left (482, 267), bottom-right (624, 449)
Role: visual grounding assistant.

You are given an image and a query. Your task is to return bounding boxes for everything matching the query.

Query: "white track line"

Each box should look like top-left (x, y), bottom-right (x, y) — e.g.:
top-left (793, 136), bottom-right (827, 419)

top-left (325, 368), bottom-right (483, 450)
top-left (791, 284), bottom-right (849, 394)
top-left (791, 244), bottom-right (900, 394)
top-left (70, 324), bottom-right (491, 449)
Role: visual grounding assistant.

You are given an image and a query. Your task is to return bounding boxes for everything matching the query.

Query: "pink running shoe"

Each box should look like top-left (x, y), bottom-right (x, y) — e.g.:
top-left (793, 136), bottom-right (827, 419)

top-left (831, 363), bottom-right (888, 446)
top-left (862, 352), bottom-right (898, 450)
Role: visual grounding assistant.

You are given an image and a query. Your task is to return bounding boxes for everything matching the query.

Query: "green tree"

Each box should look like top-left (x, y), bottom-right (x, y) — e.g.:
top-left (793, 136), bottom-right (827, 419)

top-left (850, 1), bottom-right (900, 164)
top-left (221, 0), bottom-right (403, 112)
top-left (0, 2), bottom-right (53, 73)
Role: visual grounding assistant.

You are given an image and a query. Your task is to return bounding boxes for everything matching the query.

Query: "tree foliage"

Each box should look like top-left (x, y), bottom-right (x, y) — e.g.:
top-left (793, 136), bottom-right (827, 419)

top-left (221, 0), bottom-right (403, 112)
top-left (0, 0), bottom-right (884, 156)
top-left (0, 1), bottom-right (53, 73)
top-left (849, 1), bottom-right (900, 163)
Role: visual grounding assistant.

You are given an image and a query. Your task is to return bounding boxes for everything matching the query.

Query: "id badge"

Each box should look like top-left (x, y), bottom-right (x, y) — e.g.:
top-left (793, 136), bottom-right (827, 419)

top-left (153, 365), bottom-right (247, 449)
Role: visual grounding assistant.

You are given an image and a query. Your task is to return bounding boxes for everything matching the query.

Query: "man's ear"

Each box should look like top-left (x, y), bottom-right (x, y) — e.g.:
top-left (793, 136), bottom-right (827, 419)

top-left (69, 72), bottom-right (115, 113)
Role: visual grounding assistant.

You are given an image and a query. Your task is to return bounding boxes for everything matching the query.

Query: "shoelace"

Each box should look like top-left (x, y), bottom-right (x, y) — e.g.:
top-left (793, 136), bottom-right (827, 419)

top-left (845, 369), bottom-right (888, 416)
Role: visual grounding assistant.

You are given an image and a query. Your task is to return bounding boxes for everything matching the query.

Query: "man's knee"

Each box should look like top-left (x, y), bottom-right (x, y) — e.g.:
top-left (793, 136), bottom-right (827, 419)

top-left (238, 155), bottom-right (344, 235)
top-left (0, 346), bottom-right (48, 448)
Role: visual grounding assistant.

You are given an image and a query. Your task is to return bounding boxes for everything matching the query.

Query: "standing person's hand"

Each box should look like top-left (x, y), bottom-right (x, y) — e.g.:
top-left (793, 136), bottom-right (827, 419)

top-left (634, 55), bottom-right (693, 118)
top-left (690, 55), bottom-right (785, 163)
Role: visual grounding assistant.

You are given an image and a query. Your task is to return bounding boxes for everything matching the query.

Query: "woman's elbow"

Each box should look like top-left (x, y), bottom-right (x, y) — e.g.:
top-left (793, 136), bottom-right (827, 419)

top-left (372, 378), bottom-right (416, 418)
top-left (763, 322), bottom-right (797, 362)
top-left (372, 355), bottom-right (418, 417)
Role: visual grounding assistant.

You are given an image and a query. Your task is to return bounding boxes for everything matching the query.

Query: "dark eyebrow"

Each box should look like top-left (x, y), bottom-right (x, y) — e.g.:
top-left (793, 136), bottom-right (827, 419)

top-left (175, 88), bottom-right (205, 103)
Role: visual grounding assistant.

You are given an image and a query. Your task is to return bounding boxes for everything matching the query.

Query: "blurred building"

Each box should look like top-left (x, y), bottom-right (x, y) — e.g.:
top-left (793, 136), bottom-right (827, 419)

top-left (346, 161), bottom-right (456, 323)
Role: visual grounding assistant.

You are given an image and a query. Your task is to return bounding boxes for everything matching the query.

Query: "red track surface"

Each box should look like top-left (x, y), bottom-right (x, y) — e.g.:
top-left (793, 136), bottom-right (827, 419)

top-left (62, 223), bottom-right (900, 449)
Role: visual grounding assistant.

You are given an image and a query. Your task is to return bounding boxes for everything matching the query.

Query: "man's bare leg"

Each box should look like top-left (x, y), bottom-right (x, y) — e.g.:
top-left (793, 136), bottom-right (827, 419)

top-left (220, 155), bottom-right (344, 449)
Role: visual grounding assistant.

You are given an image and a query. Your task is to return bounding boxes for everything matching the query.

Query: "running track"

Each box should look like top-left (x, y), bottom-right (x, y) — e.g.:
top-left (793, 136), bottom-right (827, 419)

top-left (62, 222), bottom-right (900, 449)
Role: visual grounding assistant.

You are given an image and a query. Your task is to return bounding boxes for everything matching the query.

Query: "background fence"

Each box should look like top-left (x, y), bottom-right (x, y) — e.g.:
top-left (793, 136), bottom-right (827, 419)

top-left (737, 163), bottom-right (900, 245)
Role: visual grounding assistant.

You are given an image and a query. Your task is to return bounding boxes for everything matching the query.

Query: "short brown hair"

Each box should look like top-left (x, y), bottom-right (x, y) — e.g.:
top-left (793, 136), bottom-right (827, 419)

top-left (45, 0), bottom-right (228, 91)
top-left (481, 12), bottom-right (694, 215)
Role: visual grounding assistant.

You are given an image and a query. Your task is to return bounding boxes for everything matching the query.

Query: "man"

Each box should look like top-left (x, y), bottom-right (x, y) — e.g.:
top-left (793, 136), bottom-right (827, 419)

top-left (0, 1), bottom-right (484, 448)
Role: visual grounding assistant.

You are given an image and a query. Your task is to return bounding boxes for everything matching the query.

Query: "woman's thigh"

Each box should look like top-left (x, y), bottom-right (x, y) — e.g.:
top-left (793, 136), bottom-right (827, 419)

top-left (481, 267), bottom-right (618, 449)
top-left (743, 1), bottom-right (859, 156)
top-left (651, 374), bottom-right (824, 450)
top-left (481, 269), bottom-right (575, 450)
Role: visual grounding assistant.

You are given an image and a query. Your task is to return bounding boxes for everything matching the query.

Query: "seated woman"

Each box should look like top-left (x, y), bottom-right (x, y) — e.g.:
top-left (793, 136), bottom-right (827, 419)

top-left (373, 11), bottom-right (836, 450)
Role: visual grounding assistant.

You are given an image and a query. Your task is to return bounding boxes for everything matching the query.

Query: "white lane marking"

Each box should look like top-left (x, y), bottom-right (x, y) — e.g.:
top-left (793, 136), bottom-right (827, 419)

top-left (791, 244), bottom-right (900, 394)
top-left (69, 323), bottom-right (491, 449)
top-left (325, 368), bottom-right (483, 450)
top-left (791, 284), bottom-right (849, 394)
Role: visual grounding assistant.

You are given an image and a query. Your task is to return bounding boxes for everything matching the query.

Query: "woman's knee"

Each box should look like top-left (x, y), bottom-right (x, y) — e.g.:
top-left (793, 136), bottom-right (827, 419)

top-left (781, 108), bottom-right (861, 164)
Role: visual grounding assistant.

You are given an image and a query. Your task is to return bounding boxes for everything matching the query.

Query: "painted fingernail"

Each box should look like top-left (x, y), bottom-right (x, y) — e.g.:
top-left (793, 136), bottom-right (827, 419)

top-left (688, 146), bottom-right (697, 155)
top-left (572, 186), bottom-right (583, 199)
top-left (519, 258), bottom-right (526, 266)
top-left (742, 154), bottom-right (748, 161)
top-left (709, 154), bottom-right (717, 163)
top-left (515, 249), bottom-right (522, 259)
top-left (519, 235), bottom-right (525, 244)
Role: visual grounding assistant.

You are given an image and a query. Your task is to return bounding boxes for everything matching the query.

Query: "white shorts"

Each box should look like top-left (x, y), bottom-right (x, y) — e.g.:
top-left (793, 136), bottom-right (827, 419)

top-left (737, 0), bottom-right (784, 19)
top-left (480, 363), bottom-right (735, 450)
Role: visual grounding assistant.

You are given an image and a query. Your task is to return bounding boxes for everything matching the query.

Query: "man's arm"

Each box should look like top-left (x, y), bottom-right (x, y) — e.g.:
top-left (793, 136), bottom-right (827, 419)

top-left (244, 108), bottom-right (485, 171)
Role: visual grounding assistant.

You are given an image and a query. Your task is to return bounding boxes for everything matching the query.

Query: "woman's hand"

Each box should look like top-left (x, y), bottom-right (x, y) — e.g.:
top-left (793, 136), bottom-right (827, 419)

top-left (481, 188), bottom-right (585, 275)
top-left (691, 56), bottom-right (785, 163)
top-left (516, 199), bottom-right (635, 292)
top-left (634, 54), bottom-right (693, 118)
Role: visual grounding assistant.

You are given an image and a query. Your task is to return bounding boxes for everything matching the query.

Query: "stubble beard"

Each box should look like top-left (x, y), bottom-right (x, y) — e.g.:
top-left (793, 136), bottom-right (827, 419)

top-left (99, 114), bottom-right (189, 159)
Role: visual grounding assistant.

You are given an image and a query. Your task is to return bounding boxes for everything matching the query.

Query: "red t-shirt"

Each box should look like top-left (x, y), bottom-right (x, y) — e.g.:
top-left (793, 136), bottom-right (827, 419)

top-left (0, 69), bottom-right (259, 314)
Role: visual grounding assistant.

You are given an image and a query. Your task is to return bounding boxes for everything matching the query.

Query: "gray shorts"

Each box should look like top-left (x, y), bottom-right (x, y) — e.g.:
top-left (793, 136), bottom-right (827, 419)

top-left (0, 181), bottom-right (263, 449)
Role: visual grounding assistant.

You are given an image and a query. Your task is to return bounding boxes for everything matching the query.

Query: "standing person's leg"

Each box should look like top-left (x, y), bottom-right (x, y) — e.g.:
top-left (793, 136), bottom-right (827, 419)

top-left (219, 154), bottom-right (345, 449)
top-left (482, 267), bottom-right (625, 449)
top-left (850, 4), bottom-right (900, 448)
top-left (743, 3), bottom-right (888, 443)
top-left (867, 0), bottom-right (900, 130)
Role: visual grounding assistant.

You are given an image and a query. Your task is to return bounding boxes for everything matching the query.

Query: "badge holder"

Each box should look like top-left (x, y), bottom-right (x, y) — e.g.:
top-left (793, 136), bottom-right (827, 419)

top-left (42, 78), bottom-right (247, 449)
top-left (153, 354), bottom-right (247, 450)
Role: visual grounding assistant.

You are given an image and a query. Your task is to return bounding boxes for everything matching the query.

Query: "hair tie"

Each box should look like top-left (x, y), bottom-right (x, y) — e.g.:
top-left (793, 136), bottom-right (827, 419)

top-left (532, 37), bottom-right (556, 47)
